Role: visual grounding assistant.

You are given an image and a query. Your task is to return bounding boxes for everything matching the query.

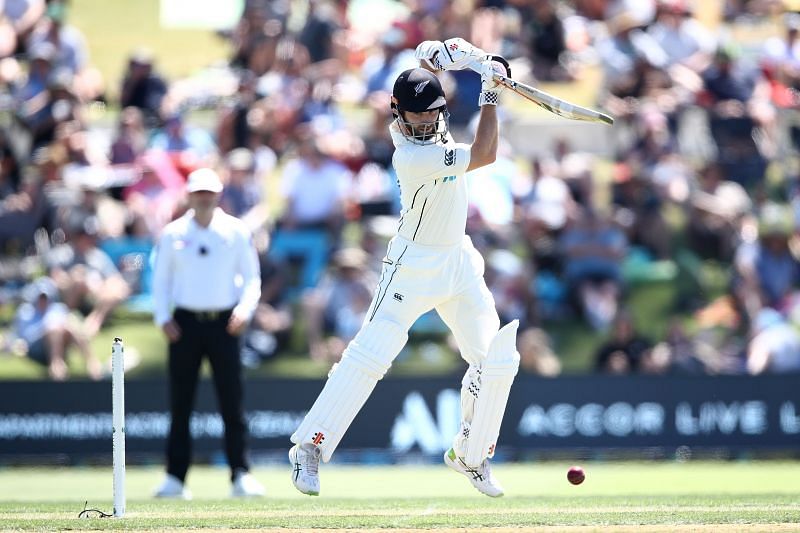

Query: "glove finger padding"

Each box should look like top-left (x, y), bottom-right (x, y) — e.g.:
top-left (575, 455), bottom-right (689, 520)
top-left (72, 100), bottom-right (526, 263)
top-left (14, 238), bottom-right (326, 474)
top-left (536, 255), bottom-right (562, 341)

top-left (414, 40), bottom-right (447, 71)
top-left (490, 55), bottom-right (511, 79)
top-left (480, 59), bottom-right (509, 92)
top-left (478, 58), bottom-right (509, 106)
top-left (440, 37), bottom-right (489, 71)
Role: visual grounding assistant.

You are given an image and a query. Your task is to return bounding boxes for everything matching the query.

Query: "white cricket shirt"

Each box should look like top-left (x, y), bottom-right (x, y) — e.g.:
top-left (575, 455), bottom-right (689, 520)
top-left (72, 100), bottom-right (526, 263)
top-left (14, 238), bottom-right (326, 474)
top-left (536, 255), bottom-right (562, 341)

top-left (390, 122), bottom-right (471, 246)
top-left (152, 208), bottom-right (261, 326)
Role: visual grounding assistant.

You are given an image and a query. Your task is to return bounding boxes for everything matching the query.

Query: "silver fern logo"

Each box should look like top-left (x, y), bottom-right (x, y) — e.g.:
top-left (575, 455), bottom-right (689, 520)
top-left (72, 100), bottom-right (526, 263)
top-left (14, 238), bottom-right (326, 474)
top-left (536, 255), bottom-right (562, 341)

top-left (413, 80), bottom-right (430, 96)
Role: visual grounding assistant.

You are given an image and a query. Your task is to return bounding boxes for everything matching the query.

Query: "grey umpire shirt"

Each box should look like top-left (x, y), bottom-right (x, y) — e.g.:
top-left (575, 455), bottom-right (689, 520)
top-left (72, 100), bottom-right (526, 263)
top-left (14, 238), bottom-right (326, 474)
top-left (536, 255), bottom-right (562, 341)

top-left (152, 208), bottom-right (261, 327)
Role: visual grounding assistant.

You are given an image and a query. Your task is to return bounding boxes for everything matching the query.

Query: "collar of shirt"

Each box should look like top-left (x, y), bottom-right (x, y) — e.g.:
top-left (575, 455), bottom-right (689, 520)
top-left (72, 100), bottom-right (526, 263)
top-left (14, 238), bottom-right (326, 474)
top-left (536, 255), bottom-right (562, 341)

top-left (187, 207), bottom-right (224, 231)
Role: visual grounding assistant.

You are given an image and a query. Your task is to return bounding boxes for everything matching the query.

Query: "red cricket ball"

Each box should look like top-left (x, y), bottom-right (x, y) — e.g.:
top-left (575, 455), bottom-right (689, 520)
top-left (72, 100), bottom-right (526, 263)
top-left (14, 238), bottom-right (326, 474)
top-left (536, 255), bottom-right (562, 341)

top-left (567, 465), bottom-right (585, 485)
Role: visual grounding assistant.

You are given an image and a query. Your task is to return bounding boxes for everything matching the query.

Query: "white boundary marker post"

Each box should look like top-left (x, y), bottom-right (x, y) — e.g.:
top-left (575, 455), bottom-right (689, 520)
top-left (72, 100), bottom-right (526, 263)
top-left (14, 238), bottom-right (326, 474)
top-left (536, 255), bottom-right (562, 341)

top-left (112, 337), bottom-right (126, 517)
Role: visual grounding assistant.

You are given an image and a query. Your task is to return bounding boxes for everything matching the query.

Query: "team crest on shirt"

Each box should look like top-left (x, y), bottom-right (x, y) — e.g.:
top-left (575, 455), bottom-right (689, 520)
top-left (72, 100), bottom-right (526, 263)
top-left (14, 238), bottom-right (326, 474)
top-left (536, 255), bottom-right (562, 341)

top-left (444, 149), bottom-right (455, 166)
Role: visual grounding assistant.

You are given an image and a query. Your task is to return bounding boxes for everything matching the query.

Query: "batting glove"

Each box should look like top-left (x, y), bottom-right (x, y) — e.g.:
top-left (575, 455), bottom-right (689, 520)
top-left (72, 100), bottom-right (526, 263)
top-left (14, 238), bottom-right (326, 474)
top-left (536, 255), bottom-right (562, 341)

top-left (478, 57), bottom-right (510, 106)
top-left (415, 38), bottom-right (489, 72)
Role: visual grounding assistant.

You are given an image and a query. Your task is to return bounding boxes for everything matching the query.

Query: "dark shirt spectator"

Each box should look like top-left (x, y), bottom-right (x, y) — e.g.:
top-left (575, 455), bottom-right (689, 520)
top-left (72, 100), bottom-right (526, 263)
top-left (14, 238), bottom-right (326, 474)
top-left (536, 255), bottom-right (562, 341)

top-left (594, 311), bottom-right (653, 373)
top-left (702, 54), bottom-right (756, 103)
top-left (119, 50), bottom-right (167, 127)
top-left (298, 1), bottom-right (340, 64)
top-left (0, 169), bottom-right (55, 255)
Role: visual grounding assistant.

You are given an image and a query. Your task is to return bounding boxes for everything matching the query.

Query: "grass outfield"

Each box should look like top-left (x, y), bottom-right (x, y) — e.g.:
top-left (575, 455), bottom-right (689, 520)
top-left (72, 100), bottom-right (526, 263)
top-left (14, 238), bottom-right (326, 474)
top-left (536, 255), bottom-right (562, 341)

top-left (0, 462), bottom-right (798, 530)
top-left (71, 0), bottom-right (230, 96)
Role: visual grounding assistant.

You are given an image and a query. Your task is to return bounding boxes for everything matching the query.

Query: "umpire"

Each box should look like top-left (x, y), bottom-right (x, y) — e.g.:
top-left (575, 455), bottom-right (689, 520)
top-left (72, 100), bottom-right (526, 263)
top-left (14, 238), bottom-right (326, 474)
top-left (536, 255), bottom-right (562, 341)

top-left (152, 168), bottom-right (264, 499)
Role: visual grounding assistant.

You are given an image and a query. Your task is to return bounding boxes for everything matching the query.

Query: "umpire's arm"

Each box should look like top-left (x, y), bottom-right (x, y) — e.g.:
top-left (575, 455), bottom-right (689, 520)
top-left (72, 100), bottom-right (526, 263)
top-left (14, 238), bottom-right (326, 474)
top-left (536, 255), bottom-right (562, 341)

top-left (152, 231), bottom-right (180, 341)
top-left (228, 228), bottom-right (261, 336)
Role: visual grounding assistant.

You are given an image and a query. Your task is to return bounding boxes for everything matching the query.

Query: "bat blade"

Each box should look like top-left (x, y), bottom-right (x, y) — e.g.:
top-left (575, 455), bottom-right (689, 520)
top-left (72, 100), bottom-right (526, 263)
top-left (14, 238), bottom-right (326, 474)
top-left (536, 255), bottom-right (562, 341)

top-left (494, 73), bottom-right (614, 125)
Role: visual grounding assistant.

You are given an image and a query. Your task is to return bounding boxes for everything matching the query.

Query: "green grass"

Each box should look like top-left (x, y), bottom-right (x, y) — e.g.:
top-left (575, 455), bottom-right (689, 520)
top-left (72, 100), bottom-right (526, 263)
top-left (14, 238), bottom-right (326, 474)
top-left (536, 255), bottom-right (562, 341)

top-left (70, 0), bottom-right (230, 97)
top-left (0, 462), bottom-right (798, 530)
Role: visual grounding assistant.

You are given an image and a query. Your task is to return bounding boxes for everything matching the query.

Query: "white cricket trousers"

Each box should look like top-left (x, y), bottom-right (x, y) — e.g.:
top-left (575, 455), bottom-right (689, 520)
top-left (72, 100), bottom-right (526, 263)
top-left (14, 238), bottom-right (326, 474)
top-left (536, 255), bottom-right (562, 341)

top-left (291, 234), bottom-right (501, 460)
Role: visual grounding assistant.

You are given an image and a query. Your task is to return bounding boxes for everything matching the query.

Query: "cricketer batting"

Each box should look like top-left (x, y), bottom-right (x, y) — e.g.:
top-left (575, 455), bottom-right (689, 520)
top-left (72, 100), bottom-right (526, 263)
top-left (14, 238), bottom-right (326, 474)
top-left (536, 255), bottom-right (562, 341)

top-left (289, 38), bottom-right (520, 498)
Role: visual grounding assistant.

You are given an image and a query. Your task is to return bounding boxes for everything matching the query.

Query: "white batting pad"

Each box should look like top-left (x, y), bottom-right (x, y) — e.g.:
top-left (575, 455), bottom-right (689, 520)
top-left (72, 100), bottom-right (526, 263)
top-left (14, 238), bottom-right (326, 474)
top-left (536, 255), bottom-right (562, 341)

top-left (463, 320), bottom-right (520, 467)
top-left (291, 318), bottom-right (408, 462)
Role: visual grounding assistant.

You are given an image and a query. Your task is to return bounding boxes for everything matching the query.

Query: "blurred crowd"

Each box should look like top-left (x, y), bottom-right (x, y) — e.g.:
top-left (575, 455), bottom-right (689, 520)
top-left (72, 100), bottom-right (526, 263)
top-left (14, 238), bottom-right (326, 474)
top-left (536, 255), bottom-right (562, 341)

top-left (1, 0), bottom-right (800, 380)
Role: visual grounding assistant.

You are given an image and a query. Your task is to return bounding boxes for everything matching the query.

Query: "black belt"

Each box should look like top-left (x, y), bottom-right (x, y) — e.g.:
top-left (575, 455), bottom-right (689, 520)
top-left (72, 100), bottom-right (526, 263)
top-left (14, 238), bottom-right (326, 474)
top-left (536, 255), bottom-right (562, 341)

top-left (174, 307), bottom-right (233, 322)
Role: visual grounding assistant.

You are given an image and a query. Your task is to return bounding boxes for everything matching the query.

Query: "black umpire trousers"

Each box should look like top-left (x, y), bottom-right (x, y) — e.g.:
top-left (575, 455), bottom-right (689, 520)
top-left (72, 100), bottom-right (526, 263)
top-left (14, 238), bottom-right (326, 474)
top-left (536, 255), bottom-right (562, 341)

top-left (166, 308), bottom-right (249, 482)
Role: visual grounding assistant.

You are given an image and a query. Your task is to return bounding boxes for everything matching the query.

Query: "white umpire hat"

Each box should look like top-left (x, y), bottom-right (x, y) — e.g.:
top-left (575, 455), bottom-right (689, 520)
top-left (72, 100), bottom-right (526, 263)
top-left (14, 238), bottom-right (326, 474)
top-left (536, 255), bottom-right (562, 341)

top-left (186, 168), bottom-right (223, 193)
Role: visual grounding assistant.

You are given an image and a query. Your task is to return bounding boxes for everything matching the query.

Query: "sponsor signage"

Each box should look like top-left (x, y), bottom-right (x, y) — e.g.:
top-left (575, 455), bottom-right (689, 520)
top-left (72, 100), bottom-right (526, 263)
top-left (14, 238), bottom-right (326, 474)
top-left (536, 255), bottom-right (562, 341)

top-left (0, 376), bottom-right (797, 459)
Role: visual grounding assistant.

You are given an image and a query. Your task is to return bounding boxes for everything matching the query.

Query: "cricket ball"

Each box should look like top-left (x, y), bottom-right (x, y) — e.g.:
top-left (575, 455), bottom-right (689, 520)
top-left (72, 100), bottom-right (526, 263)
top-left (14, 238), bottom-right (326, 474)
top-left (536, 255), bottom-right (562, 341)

top-left (567, 465), bottom-right (585, 485)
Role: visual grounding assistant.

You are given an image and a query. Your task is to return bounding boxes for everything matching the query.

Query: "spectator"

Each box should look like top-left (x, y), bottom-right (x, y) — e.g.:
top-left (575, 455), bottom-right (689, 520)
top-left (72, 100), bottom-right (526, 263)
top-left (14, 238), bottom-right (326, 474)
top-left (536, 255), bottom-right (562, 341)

top-left (149, 112), bottom-right (217, 165)
top-left (518, 157), bottom-right (574, 273)
top-left (229, 3), bottom-right (283, 75)
top-left (611, 161), bottom-right (672, 259)
top-left (699, 44), bottom-right (774, 185)
top-left (109, 106), bottom-right (147, 165)
top-left (297, 0), bottom-right (343, 65)
top-left (8, 276), bottom-right (99, 381)
top-left (220, 147), bottom-right (262, 218)
top-left (27, 0), bottom-right (87, 76)
top-left (151, 168), bottom-right (264, 499)
top-left (47, 216), bottom-right (130, 337)
top-left (123, 149), bottom-right (186, 234)
top-left (761, 12), bottom-right (800, 108)
top-left (746, 307), bottom-right (800, 374)
top-left (593, 310), bottom-right (653, 373)
top-left (119, 49), bottom-right (167, 128)
top-left (638, 341), bottom-right (673, 374)
top-left (99, 212), bottom-right (154, 313)
top-left (524, 0), bottom-right (574, 82)
top-left (687, 161), bottom-right (751, 262)
top-left (0, 168), bottom-right (55, 255)
top-left (484, 249), bottom-right (536, 327)
top-left (734, 203), bottom-right (800, 312)
top-left (648, 0), bottom-right (716, 72)
top-left (361, 24), bottom-right (417, 95)
top-left (3, 0), bottom-right (45, 54)
top-left (240, 237), bottom-right (293, 368)
top-left (26, 0), bottom-right (102, 101)
top-left (662, 319), bottom-right (710, 374)
top-left (0, 142), bottom-right (20, 198)
top-left (216, 70), bottom-right (259, 154)
top-left (466, 139), bottom-right (518, 247)
top-left (17, 68), bottom-right (80, 150)
top-left (269, 135), bottom-right (351, 291)
top-left (301, 247), bottom-right (376, 363)
top-left (517, 326), bottom-right (561, 376)
top-left (15, 41), bottom-right (56, 104)
top-left (559, 209), bottom-right (628, 330)
top-left (597, 9), bottom-right (669, 116)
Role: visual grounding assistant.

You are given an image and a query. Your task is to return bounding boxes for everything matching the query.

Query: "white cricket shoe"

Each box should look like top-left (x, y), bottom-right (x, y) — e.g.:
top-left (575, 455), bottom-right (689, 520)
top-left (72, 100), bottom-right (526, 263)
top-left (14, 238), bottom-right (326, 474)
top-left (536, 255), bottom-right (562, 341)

top-left (444, 448), bottom-right (504, 497)
top-left (289, 443), bottom-right (321, 496)
top-left (231, 471), bottom-right (265, 498)
top-left (153, 474), bottom-right (192, 500)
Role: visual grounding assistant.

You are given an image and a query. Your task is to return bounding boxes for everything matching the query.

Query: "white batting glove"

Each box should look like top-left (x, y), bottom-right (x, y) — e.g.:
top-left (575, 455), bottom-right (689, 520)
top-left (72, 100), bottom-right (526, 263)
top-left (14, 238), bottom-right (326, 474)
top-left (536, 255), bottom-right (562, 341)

top-left (415, 38), bottom-right (489, 71)
top-left (478, 58), bottom-right (509, 106)
top-left (414, 40), bottom-right (446, 70)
